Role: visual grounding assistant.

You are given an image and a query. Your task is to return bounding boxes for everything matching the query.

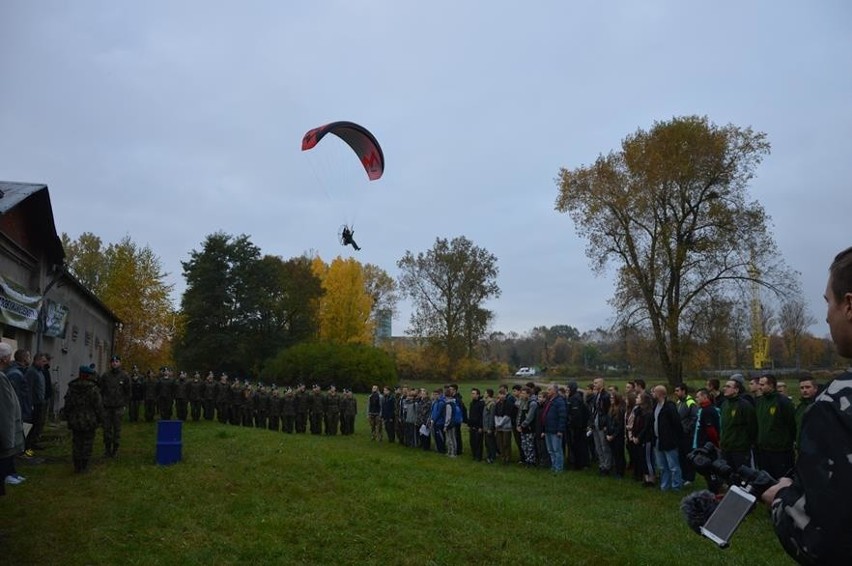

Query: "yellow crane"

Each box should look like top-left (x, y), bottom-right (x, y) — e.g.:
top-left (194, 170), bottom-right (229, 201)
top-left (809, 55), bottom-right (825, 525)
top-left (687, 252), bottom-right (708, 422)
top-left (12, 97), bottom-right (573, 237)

top-left (749, 264), bottom-right (771, 370)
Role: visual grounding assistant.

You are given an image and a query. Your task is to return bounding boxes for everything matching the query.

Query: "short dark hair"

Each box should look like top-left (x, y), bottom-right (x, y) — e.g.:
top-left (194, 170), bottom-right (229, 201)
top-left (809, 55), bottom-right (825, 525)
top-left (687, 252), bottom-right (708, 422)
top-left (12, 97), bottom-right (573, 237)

top-left (471, 388), bottom-right (480, 396)
top-left (798, 375), bottom-right (815, 384)
top-left (675, 383), bottom-right (688, 393)
top-left (829, 246), bottom-right (852, 303)
top-left (512, 384), bottom-right (522, 392)
top-left (486, 388), bottom-right (494, 397)
top-left (761, 374), bottom-right (778, 388)
top-left (707, 378), bottom-right (720, 390)
top-left (634, 379), bottom-right (646, 390)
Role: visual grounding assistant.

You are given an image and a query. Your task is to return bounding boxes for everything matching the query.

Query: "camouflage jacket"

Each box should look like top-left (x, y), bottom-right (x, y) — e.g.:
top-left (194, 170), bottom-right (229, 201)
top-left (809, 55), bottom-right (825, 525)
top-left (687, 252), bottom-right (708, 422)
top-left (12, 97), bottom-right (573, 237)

top-left (771, 371), bottom-right (852, 564)
top-left (64, 378), bottom-right (104, 431)
top-left (99, 368), bottom-right (130, 408)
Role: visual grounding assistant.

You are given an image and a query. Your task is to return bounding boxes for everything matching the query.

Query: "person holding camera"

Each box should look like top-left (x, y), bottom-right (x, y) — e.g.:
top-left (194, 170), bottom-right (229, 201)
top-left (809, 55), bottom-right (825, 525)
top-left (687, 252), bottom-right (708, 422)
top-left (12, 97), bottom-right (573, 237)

top-left (760, 246), bottom-right (852, 564)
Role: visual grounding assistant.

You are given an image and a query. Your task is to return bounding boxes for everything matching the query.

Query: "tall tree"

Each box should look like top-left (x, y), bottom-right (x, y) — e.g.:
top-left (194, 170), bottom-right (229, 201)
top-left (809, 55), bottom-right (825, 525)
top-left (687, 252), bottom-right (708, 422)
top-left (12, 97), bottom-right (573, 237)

top-left (249, 254), bottom-right (324, 362)
top-left (312, 256), bottom-right (374, 345)
top-left (177, 233), bottom-right (251, 372)
top-left (555, 116), bottom-right (795, 385)
top-left (175, 233), bottom-right (325, 374)
top-left (62, 233), bottom-right (175, 370)
top-left (61, 232), bottom-right (107, 294)
top-left (397, 236), bottom-right (500, 367)
top-left (777, 296), bottom-right (816, 368)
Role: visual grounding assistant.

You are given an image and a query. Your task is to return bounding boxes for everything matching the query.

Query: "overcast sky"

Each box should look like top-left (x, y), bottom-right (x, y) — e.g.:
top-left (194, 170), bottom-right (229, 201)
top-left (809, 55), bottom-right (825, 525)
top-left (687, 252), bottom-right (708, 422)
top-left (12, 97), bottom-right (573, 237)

top-left (1, 1), bottom-right (850, 337)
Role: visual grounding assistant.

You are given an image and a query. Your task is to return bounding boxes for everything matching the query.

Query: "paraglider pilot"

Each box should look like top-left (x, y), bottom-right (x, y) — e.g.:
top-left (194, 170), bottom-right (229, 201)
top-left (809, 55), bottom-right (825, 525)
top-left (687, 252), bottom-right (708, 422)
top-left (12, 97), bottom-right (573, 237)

top-left (342, 226), bottom-right (361, 251)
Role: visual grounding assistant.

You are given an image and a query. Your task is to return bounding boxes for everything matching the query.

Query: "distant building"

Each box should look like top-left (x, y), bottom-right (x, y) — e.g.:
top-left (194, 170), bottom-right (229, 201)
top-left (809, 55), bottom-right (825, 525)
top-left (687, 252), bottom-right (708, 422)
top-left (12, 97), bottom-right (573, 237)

top-left (375, 308), bottom-right (392, 341)
top-left (0, 181), bottom-right (120, 407)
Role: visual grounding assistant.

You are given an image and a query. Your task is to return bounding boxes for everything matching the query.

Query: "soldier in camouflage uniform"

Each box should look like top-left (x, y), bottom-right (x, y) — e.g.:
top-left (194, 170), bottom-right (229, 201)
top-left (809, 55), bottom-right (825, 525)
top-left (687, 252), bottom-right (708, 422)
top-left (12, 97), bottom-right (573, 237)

top-left (341, 389), bottom-right (357, 435)
top-left (295, 384), bottom-right (309, 433)
top-left (241, 382), bottom-right (254, 427)
top-left (174, 371), bottom-right (190, 421)
top-left (189, 372), bottom-right (203, 421)
top-left (64, 365), bottom-right (104, 473)
top-left (324, 385), bottom-right (341, 435)
top-left (203, 371), bottom-right (217, 421)
top-left (129, 365), bottom-right (144, 422)
top-left (268, 388), bottom-right (282, 431)
top-left (99, 355), bottom-right (130, 457)
top-left (229, 378), bottom-right (244, 425)
top-left (143, 370), bottom-right (158, 422)
top-left (157, 368), bottom-right (175, 420)
top-left (254, 385), bottom-right (269, 429)
top-left (309, 384), bottom-right (324, 435)
top-left (282, 388), bottom-right (296, 433)
top-left (215, 373), bottom-right (230, 423)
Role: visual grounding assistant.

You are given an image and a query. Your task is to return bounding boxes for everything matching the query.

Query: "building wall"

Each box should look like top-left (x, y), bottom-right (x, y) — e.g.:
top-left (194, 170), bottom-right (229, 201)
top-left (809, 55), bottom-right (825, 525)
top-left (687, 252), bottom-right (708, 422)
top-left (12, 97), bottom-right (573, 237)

top-left (41, 275), bottom-right (116, 406)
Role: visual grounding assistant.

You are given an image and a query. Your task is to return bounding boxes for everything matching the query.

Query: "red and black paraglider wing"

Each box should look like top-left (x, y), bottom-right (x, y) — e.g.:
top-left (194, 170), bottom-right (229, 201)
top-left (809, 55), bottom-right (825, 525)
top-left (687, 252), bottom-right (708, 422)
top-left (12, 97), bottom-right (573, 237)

top-left (301, 121), bottom-right (384, 181)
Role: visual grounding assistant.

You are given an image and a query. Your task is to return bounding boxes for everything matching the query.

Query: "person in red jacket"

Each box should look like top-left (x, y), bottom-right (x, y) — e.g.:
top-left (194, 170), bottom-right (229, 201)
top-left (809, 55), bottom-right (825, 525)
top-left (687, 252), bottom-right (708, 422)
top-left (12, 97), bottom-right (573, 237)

top-left (693, 388), bottom-right (720, 449)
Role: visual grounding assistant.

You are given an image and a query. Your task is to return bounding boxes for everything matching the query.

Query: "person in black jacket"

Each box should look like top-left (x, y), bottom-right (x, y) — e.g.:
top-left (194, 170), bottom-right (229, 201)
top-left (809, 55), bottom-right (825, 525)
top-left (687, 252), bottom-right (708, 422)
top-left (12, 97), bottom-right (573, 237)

top-left (467, 388), bottom-right (484, 461)
top-left (566, 381), bottom-right (590, 470)
top-left (651, 385), bottom-right (683, 491)
top-left (605, 392), bottom-right (626, 478)
top-left (590, 378), bottom-right (612, 475)
top-left (380, 387), bottom-right (396, 443)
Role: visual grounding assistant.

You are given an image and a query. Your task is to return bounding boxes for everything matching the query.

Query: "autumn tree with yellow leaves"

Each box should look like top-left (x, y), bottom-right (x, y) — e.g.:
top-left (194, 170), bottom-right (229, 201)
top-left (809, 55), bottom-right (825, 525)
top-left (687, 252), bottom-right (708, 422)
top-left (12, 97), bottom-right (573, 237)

top-left (311, 256), bottom-right (375, 344)
top-left (62, 232), bottom-right (175, 370)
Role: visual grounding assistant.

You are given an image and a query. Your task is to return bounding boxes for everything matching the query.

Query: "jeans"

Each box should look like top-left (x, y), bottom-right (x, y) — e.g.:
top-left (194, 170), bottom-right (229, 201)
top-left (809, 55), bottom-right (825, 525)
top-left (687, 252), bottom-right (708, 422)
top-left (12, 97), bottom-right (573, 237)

top-left (654, 447), bottom-right (683, 490)
top-left (545, 433), bottom-right (564, 472)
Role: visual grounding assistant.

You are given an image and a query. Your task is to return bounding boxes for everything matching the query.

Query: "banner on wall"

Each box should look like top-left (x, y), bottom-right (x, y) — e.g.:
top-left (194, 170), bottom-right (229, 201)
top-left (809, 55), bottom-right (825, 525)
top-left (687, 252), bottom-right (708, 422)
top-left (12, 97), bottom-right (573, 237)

top-left (42, 299), bottom-right (69, 338)
top-left (0, 275), bottom-right (42, 331)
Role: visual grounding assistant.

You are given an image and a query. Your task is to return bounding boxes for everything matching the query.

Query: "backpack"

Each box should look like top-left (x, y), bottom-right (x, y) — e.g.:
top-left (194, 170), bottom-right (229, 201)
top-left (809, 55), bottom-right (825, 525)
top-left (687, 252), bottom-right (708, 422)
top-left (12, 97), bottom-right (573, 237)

top-left (451, 401), bottom-right (463, 426)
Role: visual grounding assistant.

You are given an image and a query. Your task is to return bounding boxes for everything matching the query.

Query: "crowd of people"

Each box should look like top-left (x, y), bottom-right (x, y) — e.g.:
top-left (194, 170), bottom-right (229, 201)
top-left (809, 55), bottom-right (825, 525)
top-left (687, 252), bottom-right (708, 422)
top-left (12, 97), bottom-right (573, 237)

top-left (0, 345), bottom-right (52, 492)
top-left (1, 354), bottom-right (360, 480)
top-left (1, 343), bottom-right (818, 488)
top-left (125, 368), bottom-right (359, 436)
top-left (364, 374), bottom-right (818, 496)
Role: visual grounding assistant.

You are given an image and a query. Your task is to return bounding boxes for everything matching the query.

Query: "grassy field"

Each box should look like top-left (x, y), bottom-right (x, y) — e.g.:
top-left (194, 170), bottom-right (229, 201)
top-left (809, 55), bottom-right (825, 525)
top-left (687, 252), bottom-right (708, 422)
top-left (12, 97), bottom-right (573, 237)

top-left (1, 397), bottom-right (792, 565)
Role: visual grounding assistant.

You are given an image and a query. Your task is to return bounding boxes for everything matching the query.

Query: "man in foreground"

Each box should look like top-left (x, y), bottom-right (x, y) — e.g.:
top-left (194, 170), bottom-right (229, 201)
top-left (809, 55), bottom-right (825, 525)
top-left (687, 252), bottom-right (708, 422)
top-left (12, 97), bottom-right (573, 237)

top-left (761, 246), bottom-right (852, 564)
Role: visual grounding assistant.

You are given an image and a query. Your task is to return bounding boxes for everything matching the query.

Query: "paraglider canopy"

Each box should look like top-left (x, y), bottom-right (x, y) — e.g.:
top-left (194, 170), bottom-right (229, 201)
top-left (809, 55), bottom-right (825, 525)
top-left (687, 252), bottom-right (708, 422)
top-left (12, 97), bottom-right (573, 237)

top-left (301, 121), bottom-right (385, 181)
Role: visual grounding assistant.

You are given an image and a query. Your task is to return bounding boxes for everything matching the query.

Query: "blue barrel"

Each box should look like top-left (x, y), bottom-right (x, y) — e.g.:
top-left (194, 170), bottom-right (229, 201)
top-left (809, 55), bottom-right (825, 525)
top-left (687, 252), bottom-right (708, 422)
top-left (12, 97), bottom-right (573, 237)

top-left (156, 420), bottom-right (182, 465)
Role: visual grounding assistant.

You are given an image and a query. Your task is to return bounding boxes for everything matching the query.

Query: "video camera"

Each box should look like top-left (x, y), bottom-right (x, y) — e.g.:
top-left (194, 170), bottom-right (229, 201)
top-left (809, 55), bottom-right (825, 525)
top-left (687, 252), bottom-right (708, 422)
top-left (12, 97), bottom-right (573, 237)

top-left (680, 443), bottom-right (777, 548)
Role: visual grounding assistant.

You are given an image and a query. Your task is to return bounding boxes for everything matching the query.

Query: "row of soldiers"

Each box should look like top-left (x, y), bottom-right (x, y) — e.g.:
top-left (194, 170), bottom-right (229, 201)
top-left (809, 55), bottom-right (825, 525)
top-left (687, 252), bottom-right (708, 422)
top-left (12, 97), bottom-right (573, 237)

top-left (127, 368), bottom-right (358, 435)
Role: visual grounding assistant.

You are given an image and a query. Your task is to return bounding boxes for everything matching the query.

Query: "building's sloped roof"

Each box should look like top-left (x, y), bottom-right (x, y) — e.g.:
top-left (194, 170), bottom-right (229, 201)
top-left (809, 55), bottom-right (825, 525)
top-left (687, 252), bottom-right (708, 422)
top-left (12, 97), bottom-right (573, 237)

top-left (0, 181), bottom-right (48, 212)
top-left (0, 181), bottom-right (64, 264)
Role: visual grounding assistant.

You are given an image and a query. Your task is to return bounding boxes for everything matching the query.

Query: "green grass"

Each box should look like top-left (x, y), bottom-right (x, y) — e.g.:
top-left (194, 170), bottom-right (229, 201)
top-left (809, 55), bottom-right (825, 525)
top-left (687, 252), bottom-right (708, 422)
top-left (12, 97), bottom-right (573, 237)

top-left (1, 411), bottom-right (791, 565)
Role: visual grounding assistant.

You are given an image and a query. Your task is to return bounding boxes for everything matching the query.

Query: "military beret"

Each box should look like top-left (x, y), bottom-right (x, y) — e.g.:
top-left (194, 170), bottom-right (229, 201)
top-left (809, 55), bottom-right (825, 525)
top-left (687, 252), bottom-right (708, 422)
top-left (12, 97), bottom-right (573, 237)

top-left (79, 365), bottom-right (96, 375)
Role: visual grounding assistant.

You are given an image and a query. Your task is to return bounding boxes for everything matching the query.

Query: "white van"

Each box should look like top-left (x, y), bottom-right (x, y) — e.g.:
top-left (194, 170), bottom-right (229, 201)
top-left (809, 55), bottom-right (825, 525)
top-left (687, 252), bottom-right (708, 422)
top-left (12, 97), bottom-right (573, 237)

top-left (515, 367), bottom-right (537, 377)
